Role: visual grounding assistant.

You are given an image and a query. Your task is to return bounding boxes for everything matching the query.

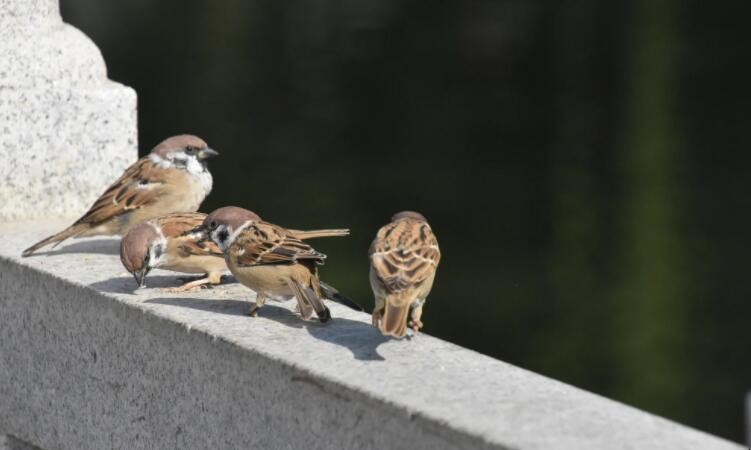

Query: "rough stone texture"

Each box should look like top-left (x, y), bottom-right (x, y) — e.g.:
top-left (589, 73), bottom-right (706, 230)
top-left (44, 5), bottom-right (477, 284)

top-left (0, 434), bottom-right (42, 450)
top-left (0, 220), bottom-right (745, 450)
top-left (0, 0), bottom-right (137, 220)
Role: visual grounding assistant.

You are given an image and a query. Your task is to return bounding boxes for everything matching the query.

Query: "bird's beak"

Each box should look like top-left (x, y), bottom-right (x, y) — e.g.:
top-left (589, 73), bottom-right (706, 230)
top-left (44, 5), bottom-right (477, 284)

top-left (133, 268), bottom-right (150, 288)
top-left (197, 147), bottom-right (219, 160)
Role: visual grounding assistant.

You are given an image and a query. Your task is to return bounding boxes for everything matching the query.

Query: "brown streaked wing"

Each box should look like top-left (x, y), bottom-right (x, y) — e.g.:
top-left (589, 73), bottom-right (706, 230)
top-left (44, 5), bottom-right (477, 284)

top-left (159, 213), bottom-right (222, 258)
top-left (175, 235), bottom-right (223, 259)
top-left (155, 212), bottom-right (207, 237)
top-left (231, 221), bottom-right (326, 267)
top-left (369, 220), bottom-right (440, 294)
top-left (73, 157), bottom-right (169, 226)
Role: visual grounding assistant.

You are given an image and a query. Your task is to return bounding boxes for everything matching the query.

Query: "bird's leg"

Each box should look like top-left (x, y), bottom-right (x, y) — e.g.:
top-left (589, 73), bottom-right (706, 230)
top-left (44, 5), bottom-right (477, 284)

top-left (164, 275), bottom-right (214, 293)
top-left (371, 309), bottom-right (382, 327)
top-left (248, 294), bottom-right (267, 317)
top-left (372, 296), bottom-right (385, 327)
top-left (165, 271), bottom-right (226, 293)
top-left (408, 303), bottom-right (424, 333)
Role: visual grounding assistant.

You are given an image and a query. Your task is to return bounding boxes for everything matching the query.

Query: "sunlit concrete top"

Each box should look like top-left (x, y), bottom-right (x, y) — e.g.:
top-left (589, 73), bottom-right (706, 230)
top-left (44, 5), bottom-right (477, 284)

top-left (0, 219), bottom-right (743, 450)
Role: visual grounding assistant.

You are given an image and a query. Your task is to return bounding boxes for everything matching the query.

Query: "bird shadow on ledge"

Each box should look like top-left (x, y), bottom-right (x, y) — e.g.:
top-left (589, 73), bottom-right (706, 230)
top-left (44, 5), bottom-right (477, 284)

top-left (266, 305), bottom-right (390, 362)
top-left (31, 238), bottom-right (120, 256)
top-left (90, 275), bottom-right (187, 294)
top-left (90, 275), bottom-right (238, 295)
top-left (144, 297), bottom-right (390, 361)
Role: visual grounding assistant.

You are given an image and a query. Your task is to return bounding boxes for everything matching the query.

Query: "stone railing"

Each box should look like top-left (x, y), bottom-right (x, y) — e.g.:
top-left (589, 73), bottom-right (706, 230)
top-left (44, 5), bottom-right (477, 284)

top-left (0, 1), bottom-right (746, 449)
top-left (0, 0), bottom-right (137, 221)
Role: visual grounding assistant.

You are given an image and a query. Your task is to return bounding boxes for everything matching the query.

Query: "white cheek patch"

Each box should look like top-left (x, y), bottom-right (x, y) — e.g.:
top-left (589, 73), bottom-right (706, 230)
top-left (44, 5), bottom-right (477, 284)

top-left (185, 155), bottom-right (202, 174)
top-left (149, 152), bottom-right (213, 196)
top-left (148, 153), bottom-right (173, 169)
top-left (211, 225), bottom-right (231, 252)
top-left (149, 237), bottom-right (168, 268)
top-left (186, 155), bottom-right (213, 196)
top-left (148, 223), bottom-right (168, 267)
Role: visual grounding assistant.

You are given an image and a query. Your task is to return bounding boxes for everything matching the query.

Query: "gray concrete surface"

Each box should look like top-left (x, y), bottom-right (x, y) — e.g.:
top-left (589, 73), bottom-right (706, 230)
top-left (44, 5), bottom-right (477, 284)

top-left (0, 0), bottom-right (137, 220)
top-left (0, 220), bottom-right (745, 450)
top-left (0, 434), bottom-right (41, 450)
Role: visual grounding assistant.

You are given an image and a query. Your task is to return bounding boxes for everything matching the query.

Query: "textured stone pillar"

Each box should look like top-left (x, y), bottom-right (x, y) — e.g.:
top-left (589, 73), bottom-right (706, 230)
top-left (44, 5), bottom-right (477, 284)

top-left (0, 0), bottom-right (137, 220)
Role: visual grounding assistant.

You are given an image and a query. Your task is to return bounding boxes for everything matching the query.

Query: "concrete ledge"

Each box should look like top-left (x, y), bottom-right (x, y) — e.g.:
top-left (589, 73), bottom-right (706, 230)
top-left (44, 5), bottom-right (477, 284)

top-left (0, 434), bottom-right (41, 450)
top-left (0, 219), bottom-right (744, 450)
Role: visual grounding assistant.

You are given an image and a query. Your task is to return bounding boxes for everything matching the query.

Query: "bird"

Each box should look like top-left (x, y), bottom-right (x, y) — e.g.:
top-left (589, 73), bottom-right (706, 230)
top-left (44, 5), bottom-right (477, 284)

top-left (22, 134), bottom-right (218, 257)
top-left (120, 211), bottom-right (355, 292)
top-left (369, 211), bottom-right (441, 338)
top-left (194, 206), bottom-right (361, 321)
top-left (120, 212), bottom-right (227, 291)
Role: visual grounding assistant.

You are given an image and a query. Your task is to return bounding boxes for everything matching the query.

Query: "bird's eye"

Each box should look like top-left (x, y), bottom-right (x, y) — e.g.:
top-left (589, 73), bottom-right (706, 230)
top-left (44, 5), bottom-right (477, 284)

top-left (209, 221), bottom-right (217, 230)
top-left (185, 146), bottom-right (198, 155)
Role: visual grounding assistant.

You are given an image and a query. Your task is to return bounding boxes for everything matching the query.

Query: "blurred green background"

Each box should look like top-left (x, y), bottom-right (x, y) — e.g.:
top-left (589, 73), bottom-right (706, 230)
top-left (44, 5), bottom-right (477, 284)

top-left (62, 0), bottom-right (750, 442)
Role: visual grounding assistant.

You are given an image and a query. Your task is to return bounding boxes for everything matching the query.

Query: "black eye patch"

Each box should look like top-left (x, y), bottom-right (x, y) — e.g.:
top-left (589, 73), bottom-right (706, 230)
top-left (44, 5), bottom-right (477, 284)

top-left (218, 229), bottom-right (229, 242)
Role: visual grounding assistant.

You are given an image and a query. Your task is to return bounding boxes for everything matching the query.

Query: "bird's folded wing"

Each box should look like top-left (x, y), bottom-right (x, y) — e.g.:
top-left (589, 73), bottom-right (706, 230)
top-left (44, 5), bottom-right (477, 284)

top-left (74, 157), bottom-right (168, 225)
top-left (156, 212), bottom-right (206, 236)
top-left (369, 221), bottom-right (441, 293)
top-left (231, 222), bottom-right (327, 267)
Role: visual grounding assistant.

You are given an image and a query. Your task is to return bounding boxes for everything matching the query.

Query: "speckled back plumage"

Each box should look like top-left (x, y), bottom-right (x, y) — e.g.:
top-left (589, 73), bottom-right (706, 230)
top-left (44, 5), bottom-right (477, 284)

top-left (230, 221), bottom-right (326, 267)
top-left (369, 216), bottom-right (440, 294)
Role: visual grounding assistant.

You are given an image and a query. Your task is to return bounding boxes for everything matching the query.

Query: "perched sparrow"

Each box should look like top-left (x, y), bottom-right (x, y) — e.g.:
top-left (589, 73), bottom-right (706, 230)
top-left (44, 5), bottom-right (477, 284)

top-left (195, 206), bottom-right (361, 321)
top-left (120, 212), bottom-right (227, 291)
top-left (369, 211), bottom-right (441, 338)
top-left (22, 135), bottom-right (218, 257)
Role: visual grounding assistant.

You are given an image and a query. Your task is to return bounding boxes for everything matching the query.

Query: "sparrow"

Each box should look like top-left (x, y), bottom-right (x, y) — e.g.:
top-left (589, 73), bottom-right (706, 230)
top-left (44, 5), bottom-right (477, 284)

top-left (120, 212), bottom-right (227, 292)
top-left (195, 206), bottom-right (361, 322)
top-left (22, 134), bottom-right (218, 257)
top-left (369, 211), bottom-right (441, 338)
top-left (120, 211), bottom-right (354, 292)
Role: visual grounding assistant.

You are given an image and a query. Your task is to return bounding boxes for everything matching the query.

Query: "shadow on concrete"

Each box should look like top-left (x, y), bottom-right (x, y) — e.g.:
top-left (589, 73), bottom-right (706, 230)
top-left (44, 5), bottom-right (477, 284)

top-left (90, 275), bottom-right (183, 294)
top-left (90, 275), bottom-right (237, 294)
top-left (300, 317), bottom-right (390, 362)
top-left (261, 305), bottom-right (390, 361)
top-left (32, 238), bottom-right (120, 256)
top-left (146, 297), bottom-right (253, 317)
top-left (144, 296), bottom-right (390, 361)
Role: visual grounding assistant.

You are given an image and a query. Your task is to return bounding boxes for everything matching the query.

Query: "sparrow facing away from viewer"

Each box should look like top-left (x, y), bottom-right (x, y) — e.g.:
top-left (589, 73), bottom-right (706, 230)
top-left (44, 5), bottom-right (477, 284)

top-left (194, 206), bottom-right (361, 322)
top-left (369, 211), bottom-right (441, 338)
top-left (22, 135), bottom-right (218, 257)
top-left (120, 212), bottom-right (227, 291)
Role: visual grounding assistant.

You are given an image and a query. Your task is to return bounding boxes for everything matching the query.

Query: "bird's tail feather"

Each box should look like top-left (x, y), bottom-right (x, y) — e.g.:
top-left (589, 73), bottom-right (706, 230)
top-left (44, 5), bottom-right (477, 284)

top-left (290, 229), bottom-right (350, 240)
top-left (22, 223), bottom-right (88, 257)
top-left (320, 281), bottom-right (363, 311)
top-left (288, 279), bottom-right (331, 323)
top-left (380, 301), bottom-right (410, 338)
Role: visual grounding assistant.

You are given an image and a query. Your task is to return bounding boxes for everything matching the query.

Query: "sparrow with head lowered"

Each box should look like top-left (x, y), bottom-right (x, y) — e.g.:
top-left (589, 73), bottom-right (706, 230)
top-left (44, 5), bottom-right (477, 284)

top-left (22, 134), bottom-right (218, 256)
top-left (369, 211), bottom-right (441, 338)
top-left (194, 206), bottom-right (361, 322)
top-left (120, 212), bottom-right (227, 292)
